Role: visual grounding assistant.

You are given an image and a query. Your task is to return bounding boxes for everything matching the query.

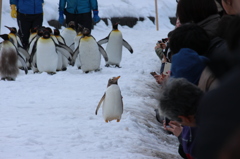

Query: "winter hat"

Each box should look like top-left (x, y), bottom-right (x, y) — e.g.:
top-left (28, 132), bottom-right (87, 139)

top-left (171, 48), bottom-right (209, 85)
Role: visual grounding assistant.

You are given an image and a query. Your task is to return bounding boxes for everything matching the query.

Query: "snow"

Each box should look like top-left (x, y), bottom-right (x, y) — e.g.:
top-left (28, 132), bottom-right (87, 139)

top-left (0, 0), bottom-right (181, 159)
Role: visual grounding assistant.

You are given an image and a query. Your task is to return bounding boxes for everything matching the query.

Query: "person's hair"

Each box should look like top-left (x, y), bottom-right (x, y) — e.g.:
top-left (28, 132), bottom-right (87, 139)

top-left (176, 0), bottom-right (218, 24)
top-left (225, 15), bottom-right (240, 52)
top-left (159, 78), bottom-right (203, 122)
top-left (169, 23), bottom-right (210, 55)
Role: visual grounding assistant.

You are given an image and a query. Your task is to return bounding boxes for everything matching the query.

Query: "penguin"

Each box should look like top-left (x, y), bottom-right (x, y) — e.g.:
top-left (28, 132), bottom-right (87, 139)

top-left (74, 24), bottom-right (84, 69)
top-left (71, 28), bottom-right (108, 73)
top-left (54, 28), bottom-right (69, 71)
top-left (0, 34), bottom-right (28, 81)
top-left (98, 22), bottom-right (133, 68)
top-left (28, 27), bottom-right (45, 73)
top-left (46, 27), bottom-right (63, 71)
top-left (30, 30), bottom-right (73, 75)
top-left (61, 21), bottom-right (77, 51)
top-left (5, 26), bottom-right (30, 69)
top-left (54, 29), bottom-right (66, 44)
top-left (95, 76), bottom-right (123, 123)
top-left (29, 27), bottom-right (38, 43)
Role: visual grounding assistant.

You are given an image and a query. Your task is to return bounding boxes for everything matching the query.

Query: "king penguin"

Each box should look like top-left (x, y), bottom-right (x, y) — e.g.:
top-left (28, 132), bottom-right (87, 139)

top-left (31, 30), bottom-right (73, 75)
top-left (95, 76), bottom-right (123, 123)
top-left (5, 26), bottom-right (30, 69)
top-left (61, 21), bottom-right (77, 51)
top-left (98, 23), bottom-right (133, 68)
top-left (74, 24), bottom-right (84, 69)
top-left (0, 34), bottom-right (28, 80)
top-left (71, 28), bottom-right (108, 73)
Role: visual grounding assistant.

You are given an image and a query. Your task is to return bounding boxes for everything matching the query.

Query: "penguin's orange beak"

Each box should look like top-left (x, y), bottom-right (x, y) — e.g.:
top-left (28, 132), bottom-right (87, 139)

top-left (114, 76), bottom-right (121, 80)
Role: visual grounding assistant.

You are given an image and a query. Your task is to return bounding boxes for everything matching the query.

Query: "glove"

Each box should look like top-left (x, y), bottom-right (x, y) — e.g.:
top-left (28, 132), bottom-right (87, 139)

top-left (93, 10), bottom-right (100, 23)
top-left (10, 4), bottom-right (17, 18)
top-left (58, 11), bottom-right (64, 25)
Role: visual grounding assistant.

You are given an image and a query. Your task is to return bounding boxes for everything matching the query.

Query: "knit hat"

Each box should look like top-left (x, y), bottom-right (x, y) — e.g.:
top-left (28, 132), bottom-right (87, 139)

top-left (171, 48), bottom-right (209, 85)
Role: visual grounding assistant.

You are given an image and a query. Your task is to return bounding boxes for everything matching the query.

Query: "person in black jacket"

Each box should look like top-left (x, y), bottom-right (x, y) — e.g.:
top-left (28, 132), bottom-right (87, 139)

top-left (10, 0), bottom-right (44, 49)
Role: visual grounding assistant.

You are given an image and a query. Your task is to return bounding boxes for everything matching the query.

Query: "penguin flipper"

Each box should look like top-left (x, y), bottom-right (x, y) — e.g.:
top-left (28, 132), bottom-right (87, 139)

top-left (95, 93), bottom-right (106, 115)
top-left (70, 46), bottom-right (80, 66)
top-left (18, 47), bottom-right (30, 60)
top-left (98, 37), bottom-right (109, 45)
top-left (16, 36), bottom-right (23, 47)
top-left (69, 42), bottom-right (75, 51)
top-left (98, 44), bottom-right (108, 62)
top-left (123, 39), bottom-right (133, 53)
top-left (55, 44), bottom-right (73, 61)
top-left (18, 53), bottom-right (28, 74)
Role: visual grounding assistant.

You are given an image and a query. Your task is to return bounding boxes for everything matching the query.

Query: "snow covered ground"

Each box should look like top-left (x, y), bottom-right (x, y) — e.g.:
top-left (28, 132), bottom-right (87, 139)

top-left (0, 0), bottom-right (181, 158)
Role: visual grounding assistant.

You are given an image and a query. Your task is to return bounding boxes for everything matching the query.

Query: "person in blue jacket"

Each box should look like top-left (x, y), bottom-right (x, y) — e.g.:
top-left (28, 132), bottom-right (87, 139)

top-left (9, 0), bottom-right (44, 49)
top-left (58, 0), bottom-right (100, 32)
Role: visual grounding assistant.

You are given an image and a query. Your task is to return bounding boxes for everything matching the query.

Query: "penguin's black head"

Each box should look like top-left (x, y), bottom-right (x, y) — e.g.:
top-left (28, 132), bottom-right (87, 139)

top-left (77, 24), bottom-right (84, 33)
top-left (0, 34), bottom-right (10, 40)
top-left (107, 76), bottom-right (121, 87)
top-left (54, 29), bottom-right (60, 36)
top-left (5, 26), bottom-right (17, 34)
top-left (82, 28), bottom-right (90, 36)
top-left (112, 22), bottom-right (119, 30)
top-left (45, 27), bottom-right (53, 34)
top-left (68, 21), bottom-right (75, 29)
top-left (37, 27), bottom-right (45, 36)
top-left (30, 27), bottom-right (38, 33)
top-left (42, 31), bottom-right (51, 39)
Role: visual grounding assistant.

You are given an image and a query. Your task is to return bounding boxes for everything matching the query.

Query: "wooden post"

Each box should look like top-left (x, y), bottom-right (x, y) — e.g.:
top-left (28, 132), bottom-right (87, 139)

top-left (155, 0), bottom-right (159, 31)
top-left (0, 0), bottom-right (2, 34)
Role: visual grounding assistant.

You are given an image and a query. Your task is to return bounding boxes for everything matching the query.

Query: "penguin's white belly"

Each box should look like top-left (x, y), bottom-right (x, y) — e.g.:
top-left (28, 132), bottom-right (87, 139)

top-left (102, 85), bottom-right (123, 121)
top-left (61, 29), bottom-right (76, 47)
top-left (36, 39), bottom-right (58, 72)
top-left (79, 39), bottom-right (101, 72)
top-left (106, 33), bottom-right (123, 65)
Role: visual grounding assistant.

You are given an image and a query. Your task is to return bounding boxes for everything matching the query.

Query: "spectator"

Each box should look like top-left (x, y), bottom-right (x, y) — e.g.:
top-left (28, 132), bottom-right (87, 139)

top-left (221, 0), bottom-right (240, 15)
top-left (196, 15), bottom-right (240, 159)
top-left (9, 0), bottom-right (44, 49)
top-left (176, 0), bottom-right (220, 39)
top-left (58, 0), bottom-right (100, 32)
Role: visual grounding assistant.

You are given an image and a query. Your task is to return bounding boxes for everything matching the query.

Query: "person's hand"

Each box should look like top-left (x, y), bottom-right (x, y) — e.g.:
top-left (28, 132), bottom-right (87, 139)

top-left (164, 120), bottom-right (182, 137)
top-left (93, 10), bottom-right (100, 23)
top-left (58, 11), bottom-right (64, 25)
top-left (160, 43), bottom-right (166, 49)
top-left (10, 4), bottom-right (17, 18)
top-left (154, 74), bottom-right (169, 84)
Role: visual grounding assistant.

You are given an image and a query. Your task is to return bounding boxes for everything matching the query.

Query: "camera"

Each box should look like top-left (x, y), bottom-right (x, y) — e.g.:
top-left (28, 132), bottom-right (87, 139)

top-left (162, 38), bottom-right (168, 43)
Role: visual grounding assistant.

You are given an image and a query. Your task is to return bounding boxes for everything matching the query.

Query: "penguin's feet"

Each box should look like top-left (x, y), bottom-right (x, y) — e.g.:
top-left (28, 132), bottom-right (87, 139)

top-left (34, 71), bottom-right (40, 74)
top-left (115, 65), bottom-right (121, 68)
top-left (94, 68), bottom-right (101, 72)
top-left (19, 67), bottom-right (24, 70)
top-left (56, 69), bottom-right (61, 72)
top-left (47, 72), bottom-right (56, 75)
top-left (105, 64), bottom-right (110, 67)
top-left (4, 77), bottom-right (15, 81)
top-left (85, 71), bottom-right (89, 74)
top-left (117, 119), bottom-right (120, 122)
top-left (62, 67), bottom-right (67, 71)
top-left (78, 66), bottom-right (81, 70)
top-left (1, 78), bottom-right (6, 81)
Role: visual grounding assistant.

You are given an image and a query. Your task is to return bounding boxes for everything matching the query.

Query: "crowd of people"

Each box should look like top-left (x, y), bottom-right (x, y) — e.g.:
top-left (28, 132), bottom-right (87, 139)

top-left (154, 0), bottom-right (240, 158)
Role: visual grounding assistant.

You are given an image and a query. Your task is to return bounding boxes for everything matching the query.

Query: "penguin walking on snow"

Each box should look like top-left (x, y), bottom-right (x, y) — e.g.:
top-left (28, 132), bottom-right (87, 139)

top-left (71, 28), bottom-right (108, 73)
top-left (61, 21), bottom-right (77, 51)
top-left (98, 23), bottom-right (133, 68)
top-left (95, 76), bottom-right (123, 123)
top-left (0, 34), bottom-right (28, 81)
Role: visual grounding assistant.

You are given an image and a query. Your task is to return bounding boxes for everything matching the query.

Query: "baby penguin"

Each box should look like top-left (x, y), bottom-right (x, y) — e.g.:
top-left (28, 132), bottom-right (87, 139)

top-left (95, 76), bottom-right (123, 123)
